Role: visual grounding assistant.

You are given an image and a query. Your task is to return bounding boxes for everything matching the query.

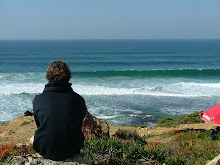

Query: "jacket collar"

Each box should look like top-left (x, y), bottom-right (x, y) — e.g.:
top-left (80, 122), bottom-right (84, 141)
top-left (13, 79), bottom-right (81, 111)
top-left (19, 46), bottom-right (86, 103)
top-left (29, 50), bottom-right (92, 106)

top-left (44, 81), bottom-right (73, 93)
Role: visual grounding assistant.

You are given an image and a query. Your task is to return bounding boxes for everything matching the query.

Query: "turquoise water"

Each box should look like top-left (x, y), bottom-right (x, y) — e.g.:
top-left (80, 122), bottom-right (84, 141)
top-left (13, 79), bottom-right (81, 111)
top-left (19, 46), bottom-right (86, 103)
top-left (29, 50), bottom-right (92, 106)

top-left (0, 40), bottom-right (220, 126)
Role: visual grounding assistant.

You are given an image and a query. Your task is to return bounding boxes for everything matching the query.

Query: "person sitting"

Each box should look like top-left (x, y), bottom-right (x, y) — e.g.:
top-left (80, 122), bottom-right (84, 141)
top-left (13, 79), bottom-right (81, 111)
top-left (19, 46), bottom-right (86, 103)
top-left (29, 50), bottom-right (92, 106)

top-left (32, 61), bottom-right (87, 161)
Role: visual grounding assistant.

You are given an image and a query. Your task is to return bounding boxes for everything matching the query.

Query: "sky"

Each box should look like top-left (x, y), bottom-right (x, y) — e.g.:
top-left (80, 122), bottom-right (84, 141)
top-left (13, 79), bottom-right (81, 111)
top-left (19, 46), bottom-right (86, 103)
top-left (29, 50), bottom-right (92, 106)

top-left (0, 0), bottom-right (220, 40)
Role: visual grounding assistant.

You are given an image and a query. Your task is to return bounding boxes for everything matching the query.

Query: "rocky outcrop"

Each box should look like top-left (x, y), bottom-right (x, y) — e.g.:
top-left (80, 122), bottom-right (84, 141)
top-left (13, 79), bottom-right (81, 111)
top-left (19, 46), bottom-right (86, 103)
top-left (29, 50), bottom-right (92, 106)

top-left (83, 111), bottom-right (110, 137)
top-left (4, 154), bottom-right (91, 165)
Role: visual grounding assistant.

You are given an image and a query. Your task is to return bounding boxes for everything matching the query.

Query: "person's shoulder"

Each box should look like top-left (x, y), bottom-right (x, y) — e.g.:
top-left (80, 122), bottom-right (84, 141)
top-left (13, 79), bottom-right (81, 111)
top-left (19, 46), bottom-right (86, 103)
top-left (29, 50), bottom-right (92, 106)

top-left (35, 93), bottom-right (44, 99)
top-left (33, 93), bottom-right (44, 103)
top-left (32, 95), bottom-right (39, 104)
top-left (72, 91), bottom-right (85, 101)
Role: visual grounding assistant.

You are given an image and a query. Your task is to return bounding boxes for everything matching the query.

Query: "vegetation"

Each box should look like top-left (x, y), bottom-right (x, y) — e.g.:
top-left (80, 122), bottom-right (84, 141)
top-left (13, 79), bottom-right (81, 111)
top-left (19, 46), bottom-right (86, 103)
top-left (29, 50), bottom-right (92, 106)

top-left (157, 111), bottom-right (205, 127)
top-left (81, 124), bottom-right (220, 164)
top-left (82, 127), bottom-right (164, 164)
top-left (113, 129), bottom-right (147, 145)
top-left (1, 111), bottom-right (219, 164)
top-left (165, 129), bottom-right (220, 164)
top-left (0, 143), bottom-right (35, 162)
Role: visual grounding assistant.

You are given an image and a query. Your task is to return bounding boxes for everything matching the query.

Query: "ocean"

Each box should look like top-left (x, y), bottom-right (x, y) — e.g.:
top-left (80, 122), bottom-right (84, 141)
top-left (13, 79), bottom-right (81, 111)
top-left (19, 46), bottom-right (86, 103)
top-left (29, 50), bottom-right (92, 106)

top-left (1, 40), bottom-right (220, 126)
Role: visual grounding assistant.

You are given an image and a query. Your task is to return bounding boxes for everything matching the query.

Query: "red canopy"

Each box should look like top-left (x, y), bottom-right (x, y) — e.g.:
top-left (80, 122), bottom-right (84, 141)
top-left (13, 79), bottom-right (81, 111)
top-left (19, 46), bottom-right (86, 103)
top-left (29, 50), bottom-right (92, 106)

top-left (200, 103), bottom-right (220, 126)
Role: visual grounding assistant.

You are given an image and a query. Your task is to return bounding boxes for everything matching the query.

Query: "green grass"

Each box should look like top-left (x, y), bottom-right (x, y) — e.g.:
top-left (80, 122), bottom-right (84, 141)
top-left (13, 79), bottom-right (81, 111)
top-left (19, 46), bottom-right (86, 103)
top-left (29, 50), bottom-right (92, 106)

top-left (157, 111), bottom-right (205, 127)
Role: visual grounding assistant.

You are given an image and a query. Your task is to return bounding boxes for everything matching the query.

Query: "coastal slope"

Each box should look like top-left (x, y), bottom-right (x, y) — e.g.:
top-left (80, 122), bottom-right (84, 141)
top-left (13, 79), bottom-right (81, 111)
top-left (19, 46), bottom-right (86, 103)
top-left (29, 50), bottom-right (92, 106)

top-left (0, 115), bottom-right (215, 145)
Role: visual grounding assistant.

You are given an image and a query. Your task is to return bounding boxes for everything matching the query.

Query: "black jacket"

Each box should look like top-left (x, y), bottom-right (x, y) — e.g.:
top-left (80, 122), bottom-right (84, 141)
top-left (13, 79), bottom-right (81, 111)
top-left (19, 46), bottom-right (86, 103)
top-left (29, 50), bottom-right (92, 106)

top-left (33, 81), bottom-right (86, 161)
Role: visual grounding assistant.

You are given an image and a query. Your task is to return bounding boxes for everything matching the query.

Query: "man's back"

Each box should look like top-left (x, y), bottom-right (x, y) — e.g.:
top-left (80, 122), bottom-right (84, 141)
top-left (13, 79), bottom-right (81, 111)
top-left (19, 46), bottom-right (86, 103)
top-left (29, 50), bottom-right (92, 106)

top-left (33, 81), bottom-right (86, 161)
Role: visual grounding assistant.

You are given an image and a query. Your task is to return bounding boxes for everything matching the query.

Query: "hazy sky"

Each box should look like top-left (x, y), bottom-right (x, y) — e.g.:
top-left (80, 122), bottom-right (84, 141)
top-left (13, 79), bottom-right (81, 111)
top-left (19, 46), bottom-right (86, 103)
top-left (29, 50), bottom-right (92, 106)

top-left (0, 0), bottom-right (220, 40)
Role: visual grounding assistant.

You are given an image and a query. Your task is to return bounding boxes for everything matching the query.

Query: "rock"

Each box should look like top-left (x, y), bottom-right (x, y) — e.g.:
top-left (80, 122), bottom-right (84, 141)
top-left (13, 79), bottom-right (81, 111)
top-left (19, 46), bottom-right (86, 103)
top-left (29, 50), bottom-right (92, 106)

top-left (4, 156), bottom-right (86, 165)
top-left (27, 156), bottom-right (33, 162)
top-left (30, 136), bottom-right (34, 144)
top-left (206, 154), bottom-right (220, 165)
top-left (83, 111), bottom-right (109, 137)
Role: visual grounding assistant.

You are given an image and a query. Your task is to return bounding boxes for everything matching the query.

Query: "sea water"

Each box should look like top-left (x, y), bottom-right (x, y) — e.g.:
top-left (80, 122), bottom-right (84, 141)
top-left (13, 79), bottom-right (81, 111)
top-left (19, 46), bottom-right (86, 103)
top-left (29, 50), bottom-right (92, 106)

top-left (1, 40), bottom-right (220, 126)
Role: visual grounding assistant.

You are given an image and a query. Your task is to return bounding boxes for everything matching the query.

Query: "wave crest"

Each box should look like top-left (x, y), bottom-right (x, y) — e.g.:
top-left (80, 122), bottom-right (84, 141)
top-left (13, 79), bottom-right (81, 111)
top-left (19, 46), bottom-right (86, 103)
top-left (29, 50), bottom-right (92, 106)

top-left (72, 69), bottom-right (220, 78)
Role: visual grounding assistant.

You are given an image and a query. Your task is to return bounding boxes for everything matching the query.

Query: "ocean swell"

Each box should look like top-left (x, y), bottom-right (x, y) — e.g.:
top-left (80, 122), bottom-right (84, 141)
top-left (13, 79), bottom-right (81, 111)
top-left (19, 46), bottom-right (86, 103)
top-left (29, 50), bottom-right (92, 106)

top-left (72, 69), bottom-right (220, 78)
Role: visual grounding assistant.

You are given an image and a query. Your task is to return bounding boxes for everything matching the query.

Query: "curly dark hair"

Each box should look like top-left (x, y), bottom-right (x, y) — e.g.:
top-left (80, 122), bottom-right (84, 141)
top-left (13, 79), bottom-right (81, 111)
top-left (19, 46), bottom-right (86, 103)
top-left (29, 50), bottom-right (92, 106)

top-left (46, 61), bottom-right (71, 82)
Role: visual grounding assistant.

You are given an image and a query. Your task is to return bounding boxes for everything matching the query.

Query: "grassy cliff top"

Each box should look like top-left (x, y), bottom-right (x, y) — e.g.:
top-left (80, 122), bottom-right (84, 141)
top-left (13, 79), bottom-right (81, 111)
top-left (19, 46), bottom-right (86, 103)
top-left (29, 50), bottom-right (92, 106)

top-left (157, 111), bottom-right (205, 127)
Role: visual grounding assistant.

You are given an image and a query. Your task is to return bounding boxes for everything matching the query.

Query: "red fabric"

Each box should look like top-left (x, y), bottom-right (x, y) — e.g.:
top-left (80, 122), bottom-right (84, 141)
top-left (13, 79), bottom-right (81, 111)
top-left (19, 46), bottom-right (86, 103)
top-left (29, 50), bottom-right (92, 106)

top-left (200, 103), bottom-right (220, 126)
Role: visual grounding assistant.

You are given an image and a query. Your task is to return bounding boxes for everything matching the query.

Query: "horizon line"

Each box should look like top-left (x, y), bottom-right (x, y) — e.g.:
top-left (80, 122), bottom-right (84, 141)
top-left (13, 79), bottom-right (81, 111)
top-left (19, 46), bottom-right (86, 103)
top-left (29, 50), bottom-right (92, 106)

top-left (1, 38), bottom-right (220, 41)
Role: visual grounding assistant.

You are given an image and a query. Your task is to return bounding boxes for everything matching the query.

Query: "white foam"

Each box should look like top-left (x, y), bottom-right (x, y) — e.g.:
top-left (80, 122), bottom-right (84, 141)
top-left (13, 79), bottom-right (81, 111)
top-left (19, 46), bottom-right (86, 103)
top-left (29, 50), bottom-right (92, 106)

top-left (73, 82), bottom-right (220, 97)
top-left (0, 83), bottom-right (45, 95)
top-left (161, 82), bottom-right (220, 97)
top-left (145, 115), bottom-right (153, 118)
top-left (2, 81), bottom-right (220, 97)
top-left (160, 106), bottom-right (199, 116)
top-left (0, 72), bottom-right (46, 95)
top-left (96, 115), bottom-right (118, 120)
top-left (130, 114), bottom-right (153, 118)
top-left (119, 109), bottom-right (143, 114)
top-left (1, 72), bottom-right (220, 97)
top-left (130, 114), bottom-right (142, 118)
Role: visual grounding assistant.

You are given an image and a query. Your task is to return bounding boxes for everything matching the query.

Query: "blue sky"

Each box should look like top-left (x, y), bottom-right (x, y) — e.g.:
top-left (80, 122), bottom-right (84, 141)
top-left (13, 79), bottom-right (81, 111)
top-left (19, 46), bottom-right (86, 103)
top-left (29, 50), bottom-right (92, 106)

top-left (0, 0), bottom-right (220, 40)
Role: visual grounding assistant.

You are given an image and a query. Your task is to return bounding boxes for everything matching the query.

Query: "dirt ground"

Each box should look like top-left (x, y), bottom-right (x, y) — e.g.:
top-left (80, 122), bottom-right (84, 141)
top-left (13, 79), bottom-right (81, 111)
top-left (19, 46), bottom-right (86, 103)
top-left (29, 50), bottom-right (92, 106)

top-left (0, 115), bottom-right (215, 145)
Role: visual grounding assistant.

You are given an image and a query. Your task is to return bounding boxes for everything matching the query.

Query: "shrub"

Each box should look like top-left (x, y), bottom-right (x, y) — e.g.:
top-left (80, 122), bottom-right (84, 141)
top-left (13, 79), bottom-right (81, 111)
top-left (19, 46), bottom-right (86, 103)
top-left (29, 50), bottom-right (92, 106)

top-left (164, 130), bottom-right (220, 164)
top-left (113, 129), bottom-right (147, 144)
top-left (81, 126), bottom-right (163, 164)
top-left (82, 136), bottom-right (166, 164)
top-left (81, 125), bottom-right (220, 164)
top-left (134, 124), bottom-right (149, 128)
top-left (0, 143), bottom-right (35, 162)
